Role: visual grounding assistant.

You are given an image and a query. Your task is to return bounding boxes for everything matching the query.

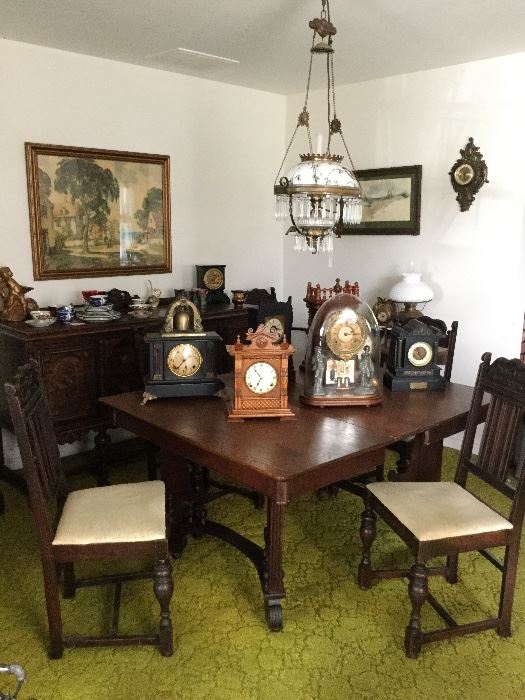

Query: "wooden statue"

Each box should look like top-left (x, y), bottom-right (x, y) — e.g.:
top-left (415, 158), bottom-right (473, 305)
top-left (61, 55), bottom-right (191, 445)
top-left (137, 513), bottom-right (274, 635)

top-left (0, 267), bottom-right (38, 322)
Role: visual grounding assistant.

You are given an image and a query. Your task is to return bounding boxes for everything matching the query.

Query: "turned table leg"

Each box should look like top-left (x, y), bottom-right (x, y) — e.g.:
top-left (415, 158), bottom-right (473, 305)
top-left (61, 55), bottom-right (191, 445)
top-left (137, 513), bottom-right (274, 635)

top-left (263, 498), bottom-right (286, 631)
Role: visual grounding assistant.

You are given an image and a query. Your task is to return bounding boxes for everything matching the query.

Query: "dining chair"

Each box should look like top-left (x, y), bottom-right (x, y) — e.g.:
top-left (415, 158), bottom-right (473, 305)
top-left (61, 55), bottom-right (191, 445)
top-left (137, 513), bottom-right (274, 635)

top-left (4, 360), bottom-right (174, 659)
top-left (357, 352), bottom-right (525, 658)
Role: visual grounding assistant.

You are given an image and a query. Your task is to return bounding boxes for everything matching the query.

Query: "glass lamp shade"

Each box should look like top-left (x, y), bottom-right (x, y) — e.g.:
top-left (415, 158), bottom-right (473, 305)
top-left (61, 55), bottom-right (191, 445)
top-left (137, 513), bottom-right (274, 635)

top-left (388, 272), bottom-right (433, 303)
top-left (275, 155), bottom-right (362, 232)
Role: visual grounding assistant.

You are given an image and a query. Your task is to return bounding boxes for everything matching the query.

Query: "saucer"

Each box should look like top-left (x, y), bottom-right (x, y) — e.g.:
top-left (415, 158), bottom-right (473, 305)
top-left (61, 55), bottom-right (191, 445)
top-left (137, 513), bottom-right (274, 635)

top-left (25, 318), bottom-right (57, 328)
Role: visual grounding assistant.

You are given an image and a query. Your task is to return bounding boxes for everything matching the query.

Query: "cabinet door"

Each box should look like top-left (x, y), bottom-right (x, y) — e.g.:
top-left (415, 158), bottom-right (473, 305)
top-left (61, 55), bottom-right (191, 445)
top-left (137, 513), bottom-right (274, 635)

top-left (40, 345), bottom-right (98, 422)
top-left (99, 332), bottom-right (143, 396)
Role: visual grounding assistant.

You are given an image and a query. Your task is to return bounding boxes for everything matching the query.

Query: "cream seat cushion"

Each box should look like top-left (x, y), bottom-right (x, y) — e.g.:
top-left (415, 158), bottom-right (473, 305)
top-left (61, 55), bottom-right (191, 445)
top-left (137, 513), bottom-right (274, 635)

top-left (367, 482), bottom-right (512, 542)
top-left (53, 481), bottom-right (165, 546)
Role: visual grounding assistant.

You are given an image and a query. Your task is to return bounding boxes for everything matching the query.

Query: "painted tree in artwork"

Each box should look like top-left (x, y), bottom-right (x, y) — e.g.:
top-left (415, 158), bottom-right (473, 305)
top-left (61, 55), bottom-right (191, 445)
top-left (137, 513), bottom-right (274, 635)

top-left (135, 187), bottom-right (163, 238)
top-left (54, 158), bottom-right (119, 253)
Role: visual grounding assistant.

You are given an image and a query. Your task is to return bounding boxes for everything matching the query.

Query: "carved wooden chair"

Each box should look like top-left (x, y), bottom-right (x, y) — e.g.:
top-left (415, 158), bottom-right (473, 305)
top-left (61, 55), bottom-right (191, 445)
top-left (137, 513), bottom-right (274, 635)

top-left (245, 287), bottom-right (277, 306)
top-left (4, 360), bottom-right (174, 659)
top-left (358, 353), bottom-right (525, 658)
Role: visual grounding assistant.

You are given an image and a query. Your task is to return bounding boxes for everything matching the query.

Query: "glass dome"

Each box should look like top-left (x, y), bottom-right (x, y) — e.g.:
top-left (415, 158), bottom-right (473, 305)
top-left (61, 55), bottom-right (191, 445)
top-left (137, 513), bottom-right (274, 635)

top-left (301, 292), bottom-right (382, 406)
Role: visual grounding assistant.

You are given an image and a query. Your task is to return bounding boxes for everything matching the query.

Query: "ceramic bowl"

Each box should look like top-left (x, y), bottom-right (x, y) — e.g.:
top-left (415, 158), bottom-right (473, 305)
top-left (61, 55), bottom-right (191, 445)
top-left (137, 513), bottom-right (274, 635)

top-left (89, 294), bottom-right (108, 307)
top-left (30, 310), bottom-right (51, 321)
top-left (81, 290), bottom-right (98, 302)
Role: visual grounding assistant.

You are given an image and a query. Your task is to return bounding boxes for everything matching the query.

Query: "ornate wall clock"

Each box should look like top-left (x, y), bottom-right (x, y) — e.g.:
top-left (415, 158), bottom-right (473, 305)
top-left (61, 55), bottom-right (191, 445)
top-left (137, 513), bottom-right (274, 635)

top-left (195, 265), bottom-right (230, 303)
top-left (142, 297), bottom-right (224, 402)
top-left (383, 318), bottom-right (444, 391)
top-left (227, 324), bottom-right (295, 421)
top-left (449, 137), bottom-right (488, 212)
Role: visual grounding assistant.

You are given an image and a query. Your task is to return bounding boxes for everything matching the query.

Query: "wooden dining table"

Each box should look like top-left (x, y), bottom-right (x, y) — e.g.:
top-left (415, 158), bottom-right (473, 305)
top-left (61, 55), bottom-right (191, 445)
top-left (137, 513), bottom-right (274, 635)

top-left (100, 378), bottom-right (484, 631)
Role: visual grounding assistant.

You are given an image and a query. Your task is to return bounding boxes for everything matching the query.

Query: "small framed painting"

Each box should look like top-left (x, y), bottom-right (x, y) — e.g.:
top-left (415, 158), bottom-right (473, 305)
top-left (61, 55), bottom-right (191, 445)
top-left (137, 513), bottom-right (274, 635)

top-left (25, 142), bottom-right (171, 279)
top-left (342, 164), bottom-right (422, 235)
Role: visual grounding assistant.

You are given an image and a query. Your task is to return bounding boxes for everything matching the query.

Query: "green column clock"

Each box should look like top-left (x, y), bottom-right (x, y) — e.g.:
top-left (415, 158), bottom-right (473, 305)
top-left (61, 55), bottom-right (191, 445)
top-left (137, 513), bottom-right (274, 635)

top-left (195, 265), bottom-right (230, 304)
top-left (143, 297), bottom-right (224, 402)
top-left (384, 318), bottom-right (445, 392)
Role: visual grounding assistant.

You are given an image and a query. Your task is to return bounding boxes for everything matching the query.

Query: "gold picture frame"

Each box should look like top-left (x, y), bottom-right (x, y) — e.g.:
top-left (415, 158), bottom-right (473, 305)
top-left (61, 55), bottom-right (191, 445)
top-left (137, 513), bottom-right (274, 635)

top-left (25, 142), bottom-right (171, 280)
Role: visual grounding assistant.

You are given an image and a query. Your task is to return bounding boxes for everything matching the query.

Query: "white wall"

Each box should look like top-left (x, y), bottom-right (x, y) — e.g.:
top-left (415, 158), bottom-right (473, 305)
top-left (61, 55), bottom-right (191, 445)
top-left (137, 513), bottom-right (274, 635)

top-left (284, 53), bottom-right (525, 388)
top-left (0, 38), bottom-right (285, 467)
top-left (0, 39), bottom-right (286, 305)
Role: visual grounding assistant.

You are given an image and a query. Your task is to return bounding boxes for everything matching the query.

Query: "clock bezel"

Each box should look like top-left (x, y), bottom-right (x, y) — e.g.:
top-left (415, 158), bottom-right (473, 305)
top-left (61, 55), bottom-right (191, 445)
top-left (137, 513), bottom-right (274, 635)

top-left (166, 343), bottom-right (203, 378)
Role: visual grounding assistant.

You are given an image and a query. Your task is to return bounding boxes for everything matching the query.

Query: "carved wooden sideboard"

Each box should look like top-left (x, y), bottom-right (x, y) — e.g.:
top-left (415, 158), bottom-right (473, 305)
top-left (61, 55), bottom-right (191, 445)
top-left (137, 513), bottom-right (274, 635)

top-left (0, 303), bottom-right (254, 486)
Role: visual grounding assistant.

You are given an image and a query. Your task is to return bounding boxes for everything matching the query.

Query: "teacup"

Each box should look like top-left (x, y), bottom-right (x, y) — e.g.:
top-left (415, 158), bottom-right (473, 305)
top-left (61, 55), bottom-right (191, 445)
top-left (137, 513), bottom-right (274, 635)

top-left (56, 304), bottom-right (76, 323)
top-left (30, 310), bottom-right (51, 322)
top-left (89, 294), bottom-right (108, 307)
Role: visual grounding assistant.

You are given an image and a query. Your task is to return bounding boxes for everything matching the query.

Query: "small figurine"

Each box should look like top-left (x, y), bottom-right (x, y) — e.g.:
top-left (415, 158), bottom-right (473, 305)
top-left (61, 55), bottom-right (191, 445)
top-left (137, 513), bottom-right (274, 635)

top-left (311, 346), bottom-right (326, 395)
top-left (355, 345), bottom-right (375, 395)
top-left (0, 267), bottom-right (38, 322)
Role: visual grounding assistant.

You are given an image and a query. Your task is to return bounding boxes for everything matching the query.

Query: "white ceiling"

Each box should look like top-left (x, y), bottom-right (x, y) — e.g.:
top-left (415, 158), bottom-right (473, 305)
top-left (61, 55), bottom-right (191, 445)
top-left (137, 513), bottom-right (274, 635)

top-left (2, 0), bottom-right (525, 94)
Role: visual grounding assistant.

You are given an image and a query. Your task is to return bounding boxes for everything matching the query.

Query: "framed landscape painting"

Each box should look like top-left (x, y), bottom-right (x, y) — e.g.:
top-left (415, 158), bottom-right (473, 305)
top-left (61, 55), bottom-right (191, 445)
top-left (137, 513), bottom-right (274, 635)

top-left (25, 143), bottom-right (171, 279)
top-left (342, 164), bottom-right (422, 235)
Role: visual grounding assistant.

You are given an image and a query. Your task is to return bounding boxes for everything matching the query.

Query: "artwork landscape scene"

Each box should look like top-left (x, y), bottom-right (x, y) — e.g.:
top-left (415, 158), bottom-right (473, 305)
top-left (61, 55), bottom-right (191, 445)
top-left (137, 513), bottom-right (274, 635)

top-left (342, 165), bottom-right (422, 236)
top-left (26, 143), bottom-right (171, 279)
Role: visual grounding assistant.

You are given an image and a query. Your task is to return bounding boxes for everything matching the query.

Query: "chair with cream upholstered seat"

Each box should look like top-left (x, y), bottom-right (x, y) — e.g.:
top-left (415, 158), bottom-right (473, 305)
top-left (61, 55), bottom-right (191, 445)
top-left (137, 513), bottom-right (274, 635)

top-left (4, 360), bottom-right (174, 659)
top-left (358, 352), bottom-right (525, 658)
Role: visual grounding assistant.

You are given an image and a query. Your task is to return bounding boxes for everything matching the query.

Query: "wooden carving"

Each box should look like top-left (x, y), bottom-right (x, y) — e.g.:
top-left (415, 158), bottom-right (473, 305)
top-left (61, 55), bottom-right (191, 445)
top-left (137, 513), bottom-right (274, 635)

top-left (0, 267), bottom-right (38, 321)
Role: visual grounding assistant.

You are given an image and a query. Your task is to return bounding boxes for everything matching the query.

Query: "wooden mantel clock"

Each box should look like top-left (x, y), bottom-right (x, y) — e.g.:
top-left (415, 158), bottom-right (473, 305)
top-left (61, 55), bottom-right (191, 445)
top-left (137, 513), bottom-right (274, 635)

top-left (143, 297), bottom-right (224, 402)
top-left (227, 324), bottom-right (295, 421)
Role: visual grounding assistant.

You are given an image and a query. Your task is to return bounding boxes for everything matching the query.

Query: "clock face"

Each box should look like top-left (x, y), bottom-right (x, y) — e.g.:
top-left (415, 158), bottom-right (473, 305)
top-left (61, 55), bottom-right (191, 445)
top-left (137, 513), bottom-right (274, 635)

top-left (407, 341), bottom-right (433, 367)
top-left (245, 361), bottom-right (278, 394)
top-left (453, 163), bottom-right (474, 186)
top-left (166, 343), bottom-right (203, 377)
top-left (264, 316), bottom-right (285, 343)
top-left (326, 313), bottom-right (368, 359)
top-left (203, 268), bottom-right (224, 290)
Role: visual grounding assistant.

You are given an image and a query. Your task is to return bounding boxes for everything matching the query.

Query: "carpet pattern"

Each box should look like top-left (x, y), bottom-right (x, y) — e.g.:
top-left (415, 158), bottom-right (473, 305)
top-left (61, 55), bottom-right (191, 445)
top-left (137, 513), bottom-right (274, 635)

top-left (1, 449), bottom-right (525, 700)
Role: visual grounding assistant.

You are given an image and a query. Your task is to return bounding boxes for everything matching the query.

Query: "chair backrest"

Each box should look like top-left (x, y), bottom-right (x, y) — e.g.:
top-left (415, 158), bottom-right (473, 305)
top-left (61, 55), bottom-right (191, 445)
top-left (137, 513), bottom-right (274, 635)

top-left (4, 360), bottom-right (67, 550)
top-left (456, 353), bottom-right (525, 525)
top-left (245, 287), bottom-right (277, 306)
top-left (417, 316), bottom-right (458, 382)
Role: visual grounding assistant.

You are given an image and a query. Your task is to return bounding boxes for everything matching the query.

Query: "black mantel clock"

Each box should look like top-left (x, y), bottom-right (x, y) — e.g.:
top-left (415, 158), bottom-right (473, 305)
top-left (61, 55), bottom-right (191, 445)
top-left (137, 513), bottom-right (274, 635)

top-left (143, 297), bottom-right (224, 402)
top-left (384, 318), bottom-right (445, 392)
top-left (195, 264), bottom-right (230, 304)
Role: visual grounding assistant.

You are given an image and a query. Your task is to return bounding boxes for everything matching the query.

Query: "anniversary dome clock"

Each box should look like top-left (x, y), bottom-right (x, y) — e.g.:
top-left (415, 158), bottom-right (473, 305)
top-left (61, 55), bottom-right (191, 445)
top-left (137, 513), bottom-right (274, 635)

top-left (227, 325), bottom-right (295, 421)
top-left (383, 318), bottom-right (444, 391)
top-left (301, 293), bottom-right (382, 407)
top-left (195, 264), bottom-right (230, 304)
top-left (142, 297), bottom-right (224, 402)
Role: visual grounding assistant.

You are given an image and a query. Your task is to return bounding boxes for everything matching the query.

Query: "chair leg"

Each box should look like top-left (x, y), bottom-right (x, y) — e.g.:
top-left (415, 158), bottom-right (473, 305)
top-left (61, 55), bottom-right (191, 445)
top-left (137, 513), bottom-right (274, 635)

top-left (404, 562), bottom-right (428, 659)
top-left (446, 553), bottom-right (459, 584)
top-left (358, 495), bottom-right (377, 589)
top-left (153, 559), bottom-right (174, 657)
top-left (62, 563), bottom-right (76, 599)
top-left (498, 545), bottom-right (519, 637)
top-left (42, 557), bottom-right (64, 659)
top-left (146, 443), bottom-right (159, 481)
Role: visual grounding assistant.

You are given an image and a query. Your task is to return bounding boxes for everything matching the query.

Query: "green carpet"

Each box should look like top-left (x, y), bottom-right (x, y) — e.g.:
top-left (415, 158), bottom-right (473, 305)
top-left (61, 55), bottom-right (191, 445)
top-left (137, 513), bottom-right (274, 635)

top-left (2, 449), bottom-right (525, 700)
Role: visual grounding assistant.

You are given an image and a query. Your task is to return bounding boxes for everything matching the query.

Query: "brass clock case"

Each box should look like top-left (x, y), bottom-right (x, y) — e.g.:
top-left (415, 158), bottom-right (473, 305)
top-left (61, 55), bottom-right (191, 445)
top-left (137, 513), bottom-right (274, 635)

top-left (325, 311), bottom-right (368, 359)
